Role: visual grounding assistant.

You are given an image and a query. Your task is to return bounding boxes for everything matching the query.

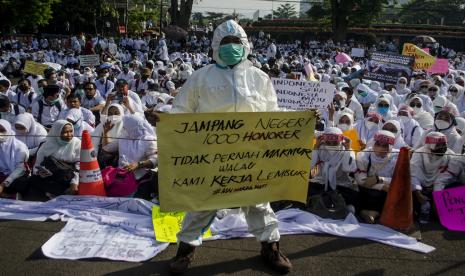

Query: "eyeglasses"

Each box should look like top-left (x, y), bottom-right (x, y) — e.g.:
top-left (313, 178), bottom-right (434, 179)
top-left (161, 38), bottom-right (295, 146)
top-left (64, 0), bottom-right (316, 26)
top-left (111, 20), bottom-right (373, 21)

top-left (449, 89), bottom-right (458, 93)
top-left (410, 103), bottom-right (422, 108)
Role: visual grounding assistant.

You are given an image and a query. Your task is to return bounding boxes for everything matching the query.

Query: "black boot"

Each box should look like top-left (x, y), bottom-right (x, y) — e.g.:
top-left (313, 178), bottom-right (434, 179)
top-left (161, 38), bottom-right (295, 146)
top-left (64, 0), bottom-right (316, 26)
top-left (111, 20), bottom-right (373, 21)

top-left (169, 242), bottom-right (196, 275)
top-left (261, 242), bottom-right (292, 274)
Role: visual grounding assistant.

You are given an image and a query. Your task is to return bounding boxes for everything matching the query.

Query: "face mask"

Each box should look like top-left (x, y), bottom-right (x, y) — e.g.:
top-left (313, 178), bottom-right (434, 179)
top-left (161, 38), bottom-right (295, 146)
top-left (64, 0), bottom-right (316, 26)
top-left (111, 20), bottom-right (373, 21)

top-left (377, 107), bottom-right (389, 116)
top-left (323, 145), bottom-right (340, 152)
top-left (366, 121), bottom-right (378, 130)
top-left (48, 98), bottom-right (60, 105)
top-left (339, 99), bottom-right (346, 107)
top-left (107, 115), bottom-right (121, 124)
top-left (397, 83), bottom-right (406, 90)
top-left (0, 132), bottom-right (7, 143)
top-left (338, 123), bottom-right (350, 132)
top-left (358, 90), bottom-right (368, 97)
top-left (219, 43), bottom-right (245, 66)
top-left (412, 107), bottom-right (422, 114)
top-left (399, 116), bottom-right (410, 124)
top-left (58, 139), bottom-right (71, 146)
top-left (435, 119), bottom-right (451, 130)
top-left (431, 147), bottom-right (447, 157)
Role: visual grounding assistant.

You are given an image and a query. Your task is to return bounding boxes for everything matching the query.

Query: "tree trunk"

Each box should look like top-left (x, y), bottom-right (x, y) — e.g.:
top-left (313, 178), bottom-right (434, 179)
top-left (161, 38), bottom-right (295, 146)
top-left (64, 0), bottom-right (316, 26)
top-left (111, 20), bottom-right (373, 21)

top-left (170, 0), bottom-right (178, 25)
top-left (331, 0), bottom-right (349, 42)
top-left (170, 0), bottom-right (193, 30)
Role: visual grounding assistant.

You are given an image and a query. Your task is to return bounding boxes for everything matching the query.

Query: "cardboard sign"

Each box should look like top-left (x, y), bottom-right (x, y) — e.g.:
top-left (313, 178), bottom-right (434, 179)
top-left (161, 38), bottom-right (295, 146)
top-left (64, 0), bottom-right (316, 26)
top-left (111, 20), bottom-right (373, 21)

top-left (157, 111), bottom-right (316, 212)
top-left (433, 186), bottom-right (465, 231)
top-left (79, 54), bottom-right (100, 67)
top-left (402, 43), bottom-right (436, 70)
top-left (152, 205), bottom-right (212, 242)
top-left (364, 52), bottom-right (414, 84)
top-left (23, 61), bottom-right (49, 76)
top-left (351, 48), bottom-right (365, 57)
top-left (272, 78), bottom-right (336, 111)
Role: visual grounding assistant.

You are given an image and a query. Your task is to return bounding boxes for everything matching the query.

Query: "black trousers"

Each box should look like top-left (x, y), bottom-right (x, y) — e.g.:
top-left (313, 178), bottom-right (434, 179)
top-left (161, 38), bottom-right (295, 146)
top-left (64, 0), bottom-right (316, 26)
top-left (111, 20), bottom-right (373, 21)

top-left (29, 174), bottom-right (73, 196)
top-left (359, 186), bottom-right (387, 213)
top-left (309, 182), bottom-right (361, 211)
top-left (3, 175), bottom-right (29, 194)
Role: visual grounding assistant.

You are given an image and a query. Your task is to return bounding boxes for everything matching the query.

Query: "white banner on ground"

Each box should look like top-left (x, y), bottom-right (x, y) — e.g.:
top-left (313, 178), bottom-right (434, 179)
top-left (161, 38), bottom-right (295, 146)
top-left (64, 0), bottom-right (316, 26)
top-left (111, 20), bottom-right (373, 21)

top-left (272, 78), bottom-right (336, 111)
top-left (42, 218), bottom-right (168, 262)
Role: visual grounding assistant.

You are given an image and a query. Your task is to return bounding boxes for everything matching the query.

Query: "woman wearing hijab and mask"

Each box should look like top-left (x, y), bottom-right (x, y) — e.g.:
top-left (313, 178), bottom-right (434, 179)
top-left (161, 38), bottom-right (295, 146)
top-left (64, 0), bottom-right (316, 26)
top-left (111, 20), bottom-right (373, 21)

top-left (355, 112), bottom-right (382, 150)
top-left (355, 130), bottom-right (399, 223)
top-left (65, 108), bottom-right (94, 138)
top-left (407, 95), bottom-right (434, 130)
top-left (31, 120), bottom-right (81, 197)
top-left (448, 84), bottom-right (465, 113)
top-left (355, 83), bottom-right (377, 113)
top-left (411, 132), bottom-right (454, 224)
top-left (0, 119), bottom-right (29, 196)
top-left (432, 95), bottom-right (459, 116)
top-left (397, 105), bottom-right (423, 148)
top-left (310, 127), bottom-right (358, 212)
top-left (101, 114), bottom-right (157, 195)
top-left (92, 104), bottom-right (124, 168)
top-left (13, 113), bottom-right (47, 157)
top-left (370, 96), bottom-right (395, 122)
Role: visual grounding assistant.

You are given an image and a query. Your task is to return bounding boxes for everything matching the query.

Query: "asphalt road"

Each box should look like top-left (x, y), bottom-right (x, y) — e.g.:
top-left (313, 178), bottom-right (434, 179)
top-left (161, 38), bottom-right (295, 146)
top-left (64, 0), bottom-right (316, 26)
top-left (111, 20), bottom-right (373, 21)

top-left (0, 218), bottom-right (464, 276)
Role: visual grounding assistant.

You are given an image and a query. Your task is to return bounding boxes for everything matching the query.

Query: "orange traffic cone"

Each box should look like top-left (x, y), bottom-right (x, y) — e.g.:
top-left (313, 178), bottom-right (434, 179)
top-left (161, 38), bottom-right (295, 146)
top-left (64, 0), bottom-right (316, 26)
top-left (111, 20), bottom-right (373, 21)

top-left (78, 130), bottom-right (106, 196)
top-left (379, 147), bottom-right (413, 231)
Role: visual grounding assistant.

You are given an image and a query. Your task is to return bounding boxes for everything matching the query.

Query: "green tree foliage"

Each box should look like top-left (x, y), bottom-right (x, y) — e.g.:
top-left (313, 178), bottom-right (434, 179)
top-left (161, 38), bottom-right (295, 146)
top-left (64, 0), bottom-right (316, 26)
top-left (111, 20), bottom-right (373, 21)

top-left (0, 0), bottom-right (60, 32)
top-left (192, 12), bottom-right (205, 25)
top-left (273, 3), bottom-right (298, 19)
top-left (397, 0), bottom-right (465, 26)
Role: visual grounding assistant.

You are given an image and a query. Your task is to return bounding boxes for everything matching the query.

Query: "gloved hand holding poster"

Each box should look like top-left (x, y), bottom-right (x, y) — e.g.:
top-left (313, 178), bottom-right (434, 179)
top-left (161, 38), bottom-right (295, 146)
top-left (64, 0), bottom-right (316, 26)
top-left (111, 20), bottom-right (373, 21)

top-left (157, 111), bottom-right (316, 212)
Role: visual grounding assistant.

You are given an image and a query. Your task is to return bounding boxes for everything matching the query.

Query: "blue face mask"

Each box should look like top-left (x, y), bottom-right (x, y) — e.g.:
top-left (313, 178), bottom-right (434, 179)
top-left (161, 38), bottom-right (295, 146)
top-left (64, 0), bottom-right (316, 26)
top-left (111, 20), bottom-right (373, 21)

top-left (219, 43), bottom-right (245, 66)
top-left (358, 90), bottom-right (368, 97)
top-left (378, 107), bottom-right (389, 116)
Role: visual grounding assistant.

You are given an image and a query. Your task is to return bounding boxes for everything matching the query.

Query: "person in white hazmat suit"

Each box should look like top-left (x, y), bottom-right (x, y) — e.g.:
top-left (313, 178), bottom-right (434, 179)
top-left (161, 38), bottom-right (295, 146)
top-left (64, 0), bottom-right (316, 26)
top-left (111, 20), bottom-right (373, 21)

top-left (169, 20), bottom-right (292, 274)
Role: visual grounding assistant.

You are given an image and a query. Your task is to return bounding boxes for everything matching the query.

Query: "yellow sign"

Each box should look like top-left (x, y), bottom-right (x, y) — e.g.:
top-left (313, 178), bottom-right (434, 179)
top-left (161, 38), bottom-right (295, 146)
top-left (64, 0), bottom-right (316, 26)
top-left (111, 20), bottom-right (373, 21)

top-left (23, 61), bottom-right (49, 76)
top-left (402, 43), bottom-right (436, 70)
top-left (152, 205), bottom-right (212, 243)
top-left (158, 111), bottom-right (316, 212)
top-left (343, 129), bottom-right (362, 153)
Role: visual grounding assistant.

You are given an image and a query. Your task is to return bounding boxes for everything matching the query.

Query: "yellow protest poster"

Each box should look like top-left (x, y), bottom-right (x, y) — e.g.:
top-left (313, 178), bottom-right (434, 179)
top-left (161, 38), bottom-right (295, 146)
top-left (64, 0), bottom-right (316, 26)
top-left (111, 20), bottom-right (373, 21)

top-left (152, 205), bottom-right (212, 243)
top-left (23, 60), bottom-right (49, 76)
top-left (343, 128), bottom-right (362, 153)
top-left (402, 43), bottom-right (436, 70)
top-left (157, 111), bottom-right (316, 212)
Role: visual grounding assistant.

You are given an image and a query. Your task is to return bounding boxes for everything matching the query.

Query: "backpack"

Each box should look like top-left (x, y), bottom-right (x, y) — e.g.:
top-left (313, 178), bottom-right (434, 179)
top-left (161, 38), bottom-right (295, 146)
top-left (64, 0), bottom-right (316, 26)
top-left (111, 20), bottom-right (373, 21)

top-left (37, 100), bottom-right (62, 124)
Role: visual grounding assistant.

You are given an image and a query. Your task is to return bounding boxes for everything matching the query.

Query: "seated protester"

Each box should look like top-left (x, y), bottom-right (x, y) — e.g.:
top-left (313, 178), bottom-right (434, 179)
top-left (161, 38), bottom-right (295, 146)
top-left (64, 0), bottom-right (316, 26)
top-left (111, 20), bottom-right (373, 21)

top-left (158, 70), bottom-right (177, 96)
top-left (407, 95), bottom-right (434, 130)
top-left (58, 93), bottom-right (96, 127)
top-left (414, 81), bottom-right (435, 115)
top-left (0, 79), bottom-right (16, 101)
top-left (31, 84), bottom-right (65, 129)
top-left (416, 109), bottom-right (465, 154)
top-left (27, 74), bottom-right (44, 97)
top-left (309, 127), bottom-right (358, 212)
top-left (35, 79), bottom-right (48, 99)
top-left (116, 64), bottom-right (136, 83)
top-left (380, 120), bottom-right (408, 149)
top-left (398, 105), bottom-right (423, 148)
top-left (92, 104), bottom-right (124, 168)
top-left (129, 68), bottom-right (154, 97)
top-left (101, 114), bottom-right (157, 198)
top-left (355, 112), bottom-right (381, 150)
top-left (14, 113), bottom-right (47, 157)
top-left (391, 77), bottom-right (411, 107)
top-left (411, 132), bottom-right (454, 224)
top-left (141, 83), bottom-right (161, 111)
top-left (102, 79), bottom-right (144, 115)
top-left (12, 78), bottom-right (37, 110)
top-left (334, 110), bottom-right (355, 133)
top-left (64, 108), bottom-right (95, 137)
top-left (455, 117), bottom-right (465, 136)
top-left (30, 120), bottom-right (80, 198)
top-left (369, 95), bottom-right (395, 123)
top-left (95, 64), bottom-right (115, 98)
top-left (43, 68), bottom-right (71, 97)
top-left (80, 82), bottom-right (105, 125)
top-left (0, 96), bottom-right (25, 124)
top-left (448, 84), bottom-right (465, 114)
top-left (432, 95), bottom-right (459, 116)
top-left (354, 83), bottom-right (377, 114)
top-left (341, 86), bottom-right (364, 123)
top-left (0, 119), bottom-right (29, 196)
top-left (355, 131), bottom-right (399, 223)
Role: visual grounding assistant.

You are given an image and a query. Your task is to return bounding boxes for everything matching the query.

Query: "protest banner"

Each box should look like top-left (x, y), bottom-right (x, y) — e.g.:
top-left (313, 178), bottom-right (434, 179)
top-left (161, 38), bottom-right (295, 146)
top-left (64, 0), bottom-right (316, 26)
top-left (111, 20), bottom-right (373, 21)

top-left (351, 48), bottom-right (365, 58)
top-left (157, 111), bottom-right (316, 212)
top-left (23, 60), bottom-right (49, 76)
top-left (272, 78), bottom-right (336, 111)
top-left (433, 186), bottom-right (465, 231)
top-left (79, 54), bottom-right (100, 67)
top-left (152, 205), bottom-right (212, 242)
top-left (364, 52), bottom-right (414, 84)
top-left (402, 43), bottom-right (436, 70)
top-left (427, 58), bottom-right (449, 74)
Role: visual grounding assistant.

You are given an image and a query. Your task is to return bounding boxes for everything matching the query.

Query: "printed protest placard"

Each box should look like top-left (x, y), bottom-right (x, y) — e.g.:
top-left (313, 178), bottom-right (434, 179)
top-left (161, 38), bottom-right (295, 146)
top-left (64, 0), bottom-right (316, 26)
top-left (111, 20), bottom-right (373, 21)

top-left (79, 54), bottom-right (100, 67)
top-left (23, 61), bottom-right (49, 76)
top-left (152, 205), bottom-right (212, 242)
top-left (433, 186), bottom-right (465, 231)
top-left (272, 78), bottom-right (335, 111)
top-left (158, 111), bottom-right (316, 212)
top-left (427, 58), bottom-right (449, 74)
top-left (351, 48), bottom-right (365, 57)
top-left (364, 52), bottom-right (414, 84)
top-left (402, 43), bottom-right (436, 70)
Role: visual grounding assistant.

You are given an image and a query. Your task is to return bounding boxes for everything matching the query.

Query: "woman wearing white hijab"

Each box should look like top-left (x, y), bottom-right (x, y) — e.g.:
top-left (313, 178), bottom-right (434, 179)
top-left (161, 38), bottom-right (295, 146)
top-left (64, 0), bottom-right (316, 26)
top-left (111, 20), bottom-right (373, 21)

top-left (455, 117), bottom-right (465, 136)
top-left (397, 105), bottom-right (423, 148)
top-left (31, 120), bottom-right (81, 197)
top-left (355, 112), bottom-right (381, 148)
top-left (102, 114), bottom-right (157, 185)
top-left (447, 84), bottom-right (465, 113)
top-left (411, 132), bottom-right (454, 224)
top-left (369, 95), bottom-right (395, 122)
top-left (0, 119), bottom-right (29, 195)
top-left (380, 120), bottom-right (408, 149)
top-left (407, 95), bottom-right (434, 130)
top-left (13, 113), bottom-right (47, 156)
top-left (310, 127), bottom-right (358, 212)
top-left (65, 108), bottom-right (94, 138)
top-left (92, 103), bottom-right (124, 167)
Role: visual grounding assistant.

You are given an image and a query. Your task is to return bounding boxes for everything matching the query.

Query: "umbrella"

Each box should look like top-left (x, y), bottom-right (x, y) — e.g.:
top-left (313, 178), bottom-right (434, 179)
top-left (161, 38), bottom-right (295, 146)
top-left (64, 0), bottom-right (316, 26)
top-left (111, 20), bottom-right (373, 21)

top-left (412, 36), bottom-right (436, 44)
top-left (163, 25), bottom-right (188, 41)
